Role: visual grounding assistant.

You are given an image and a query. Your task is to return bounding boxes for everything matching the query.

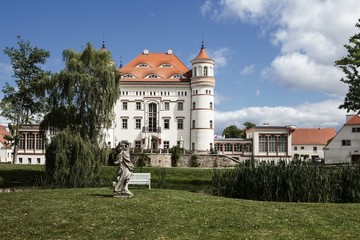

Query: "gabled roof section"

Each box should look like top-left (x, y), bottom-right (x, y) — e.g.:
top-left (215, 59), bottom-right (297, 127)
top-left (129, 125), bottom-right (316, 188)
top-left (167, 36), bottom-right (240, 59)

top-left (0, 125), bottom-right (11, 147)
top-left (292, 128), bottom-right (336, 145)
top-left (120, 49), bottom-right (190, 83)
top-left (345, 115), bottom-right (360, 125)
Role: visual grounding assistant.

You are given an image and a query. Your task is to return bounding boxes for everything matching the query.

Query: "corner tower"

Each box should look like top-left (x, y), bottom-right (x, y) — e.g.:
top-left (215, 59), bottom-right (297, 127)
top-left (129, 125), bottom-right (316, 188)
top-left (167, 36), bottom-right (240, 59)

top-left (190, 43), bottom-right (215, 152)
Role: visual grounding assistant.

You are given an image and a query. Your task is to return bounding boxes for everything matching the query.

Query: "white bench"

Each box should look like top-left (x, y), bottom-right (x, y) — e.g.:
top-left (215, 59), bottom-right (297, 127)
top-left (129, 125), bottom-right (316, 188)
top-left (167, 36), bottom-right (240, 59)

top-left (128, 173), bottom-right (151, 189)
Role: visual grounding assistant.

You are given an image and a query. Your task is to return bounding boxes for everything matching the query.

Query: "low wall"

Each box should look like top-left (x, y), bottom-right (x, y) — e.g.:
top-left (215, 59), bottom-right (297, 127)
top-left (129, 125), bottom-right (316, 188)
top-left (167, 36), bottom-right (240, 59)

top-left (130, 153), bottom-right (239, 168)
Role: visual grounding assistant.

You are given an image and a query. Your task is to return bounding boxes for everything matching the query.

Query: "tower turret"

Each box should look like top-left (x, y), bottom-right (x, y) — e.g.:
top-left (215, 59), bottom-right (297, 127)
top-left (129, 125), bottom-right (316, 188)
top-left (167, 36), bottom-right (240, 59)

top-left (190, 42), bottom-right (215, 152)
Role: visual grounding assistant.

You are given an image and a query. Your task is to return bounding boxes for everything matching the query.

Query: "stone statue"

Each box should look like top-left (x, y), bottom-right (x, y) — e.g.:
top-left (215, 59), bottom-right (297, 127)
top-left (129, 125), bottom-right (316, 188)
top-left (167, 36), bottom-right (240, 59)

top-left (113, 144), bottom-right (134, 197)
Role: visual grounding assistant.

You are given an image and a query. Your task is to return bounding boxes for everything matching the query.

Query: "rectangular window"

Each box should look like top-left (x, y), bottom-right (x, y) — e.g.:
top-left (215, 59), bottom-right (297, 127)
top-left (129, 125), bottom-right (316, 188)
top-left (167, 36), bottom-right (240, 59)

top-left (215, 143), bottom-right (222, 152)
top-left (279, 135), bottom-right (287, 152)
top-left (135, 119), bottom-right (141, 129)
top-left (269, 136), bottom-right (277, 152)
top-left (192, 102), bottom-right (196, 109)
top-left (37, 158), bottom-right (41, 164)
top-left (135, 140), bottom-right (141, 149)
top-left (192, 120), bottom-right (195, 129)
top-left (210, 120), bottom-right (213, 129)
top-left (19, 158), bottom-right (23, 164)
top-left (122, 102), bottom-right (128, 110)
top-left (342, 140), bottom-right (351, 146)
top-left (164, 119), bottom-right (170, 129)
top-left (19, 134), bottom-right (25, 149)
top-left (177, 119), bottom-right (183, 129)
top-left (122, 119), bottom-right (128, 129)
top-left (313, 146), bottom-right (317, 152)
top-left (136, 102), bottom-right (141, 110)
top-left (163, 141), bottom-right (170, 149)
top-left (27, 133), bottom-right (35, 150)
top-left (210, 102), bottom-right (213, 109)
top-left (294, 146), bottom-right (298, 150)
top-left (352, 127), bottom-right (360, 132)
top-left (28, 158), bottom-right (31, 164)
top-left (36, 133), bottom-right (44, 150)
top-left (178, 102), bottom-right (183, 111)
top-left (259, 135), bottom-right (267, 152)
top-left (164, 102), bottom-right (170, 111)
top-left (234, 143), bottom-right (242, 152)
top-left (224, 143), bottom-right (232, 152)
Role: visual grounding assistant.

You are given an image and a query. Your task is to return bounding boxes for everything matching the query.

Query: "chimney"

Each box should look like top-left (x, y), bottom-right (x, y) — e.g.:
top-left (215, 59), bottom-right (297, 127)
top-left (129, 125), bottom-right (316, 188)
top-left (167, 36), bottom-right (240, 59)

top-left (167, 49), bottom-right (173, 55)
top-left (143, 49), bottom-right (149, 55)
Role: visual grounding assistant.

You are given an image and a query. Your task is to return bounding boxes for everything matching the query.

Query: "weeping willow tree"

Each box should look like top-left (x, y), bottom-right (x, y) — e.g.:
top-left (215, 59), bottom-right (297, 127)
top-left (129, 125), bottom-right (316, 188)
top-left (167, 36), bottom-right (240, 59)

top-left (42, 43), bottom-right (120, 187)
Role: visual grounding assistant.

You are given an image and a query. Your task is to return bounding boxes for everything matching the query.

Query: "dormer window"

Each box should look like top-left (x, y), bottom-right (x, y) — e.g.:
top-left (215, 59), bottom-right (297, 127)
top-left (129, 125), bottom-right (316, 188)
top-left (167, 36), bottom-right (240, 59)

top-left (171, 74), bottom-right (183, 78)
top-left (136, 63), bottom-right (150, 68)
top-left (146, 74), bottom-right (160, 78)
top-left (160, 63), bottom-right (173, 68)
top-left (123, 74), bottom-right (135, 78)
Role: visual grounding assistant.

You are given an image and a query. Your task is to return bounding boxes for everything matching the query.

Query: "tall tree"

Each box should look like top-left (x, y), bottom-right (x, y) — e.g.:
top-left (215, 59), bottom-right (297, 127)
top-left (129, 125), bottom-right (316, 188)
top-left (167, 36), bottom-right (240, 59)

top-left (43, 43), bottom-right (120, 187)
top-left (0, 36), bottom-right (50, 163)
top-left (336, 18), bottom-right (360, 112)
top-left (222, 125), bottom-right (243, 138)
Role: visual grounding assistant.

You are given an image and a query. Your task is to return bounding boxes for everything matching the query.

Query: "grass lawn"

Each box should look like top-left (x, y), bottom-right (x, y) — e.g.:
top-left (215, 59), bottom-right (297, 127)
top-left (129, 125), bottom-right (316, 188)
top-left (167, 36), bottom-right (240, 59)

top-left (1, 187), bottom-right (360, 240)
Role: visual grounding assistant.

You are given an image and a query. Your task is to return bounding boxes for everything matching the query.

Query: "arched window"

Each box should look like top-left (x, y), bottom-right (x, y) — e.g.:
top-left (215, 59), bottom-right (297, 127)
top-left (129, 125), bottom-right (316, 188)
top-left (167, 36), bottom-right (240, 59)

top-left (193, 67), bottom-right (197, 77)
top-left (198, 66), bottom-right (202, 76)
top-left (204, 66), bottom-right (208, 76)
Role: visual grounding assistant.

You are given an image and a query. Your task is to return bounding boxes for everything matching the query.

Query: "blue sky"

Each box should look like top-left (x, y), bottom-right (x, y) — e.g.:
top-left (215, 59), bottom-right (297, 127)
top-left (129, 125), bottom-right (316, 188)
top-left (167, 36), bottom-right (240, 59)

top-left (1, 0), bottom-right (360, 134)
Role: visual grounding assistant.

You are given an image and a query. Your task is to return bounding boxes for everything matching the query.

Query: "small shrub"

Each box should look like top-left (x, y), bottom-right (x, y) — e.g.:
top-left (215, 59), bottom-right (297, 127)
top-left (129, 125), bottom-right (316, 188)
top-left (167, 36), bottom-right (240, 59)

top-left (190, 154), bottom-right (200, 167)
top-left (137, 152), bottom-right (150, 172)
top-left (170, 145), bottom-right (183, 167)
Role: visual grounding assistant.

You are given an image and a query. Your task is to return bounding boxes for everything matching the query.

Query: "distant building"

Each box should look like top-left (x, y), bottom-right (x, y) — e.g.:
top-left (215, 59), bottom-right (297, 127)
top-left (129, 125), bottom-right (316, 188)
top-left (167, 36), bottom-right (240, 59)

top-left (214, 125), bottom-right (295, 163)
top-left (324, 115), bottom-right (360, 164)
top-left (15, 125), bottom-right (46, 164)
top-left (112, 44), bottom-right (215, 152)
top-left (292, 128), bottom-right (336, 161)
top-left (0, 125), bottom-right (12, 163)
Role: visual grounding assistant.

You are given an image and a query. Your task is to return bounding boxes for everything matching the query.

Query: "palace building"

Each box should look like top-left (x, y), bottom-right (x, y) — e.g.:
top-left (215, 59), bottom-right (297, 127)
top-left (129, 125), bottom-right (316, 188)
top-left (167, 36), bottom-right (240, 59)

top-left (111, 43), bottom-right (215, 152)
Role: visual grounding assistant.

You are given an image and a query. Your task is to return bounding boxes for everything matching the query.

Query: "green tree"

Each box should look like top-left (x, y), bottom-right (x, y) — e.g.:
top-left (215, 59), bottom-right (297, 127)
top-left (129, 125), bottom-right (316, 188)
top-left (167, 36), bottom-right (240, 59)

top-left (336, 19), bottom-right (360, 112)
top-left (0, 36), bottom-right (50, 163)
top-left (243, 121), bottom-right (255, 129)
top-left (222, 125), bottom-right (242, 138)
top-left (43, 43), bottom-right (120, 187)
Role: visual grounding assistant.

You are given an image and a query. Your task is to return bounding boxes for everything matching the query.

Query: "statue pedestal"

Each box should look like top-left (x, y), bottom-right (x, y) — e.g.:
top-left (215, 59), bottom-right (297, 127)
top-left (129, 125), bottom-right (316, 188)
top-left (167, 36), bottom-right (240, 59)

top-left (113, 192), bottom-right (134, 198)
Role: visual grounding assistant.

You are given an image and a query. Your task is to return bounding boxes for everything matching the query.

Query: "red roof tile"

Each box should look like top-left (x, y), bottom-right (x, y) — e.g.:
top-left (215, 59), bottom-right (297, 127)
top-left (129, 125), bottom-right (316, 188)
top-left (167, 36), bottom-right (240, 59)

top-left (120, 50), bottom-right (190, 83)
top-left (292, 128), bottom-right (336, 145)
top-left (345, 115), bottom-right (360, 125)
top-left (194, 47), bottom-right (209, 60)
top-left (0, 125), bottom-right (11, 147)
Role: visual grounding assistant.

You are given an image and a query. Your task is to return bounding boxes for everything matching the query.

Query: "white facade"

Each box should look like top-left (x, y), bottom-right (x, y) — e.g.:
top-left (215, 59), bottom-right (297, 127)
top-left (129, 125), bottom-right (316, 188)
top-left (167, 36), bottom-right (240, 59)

top-left (324, 115), bottom-right (360, 164)
top-left (112, 46), bottom-right (215, 152)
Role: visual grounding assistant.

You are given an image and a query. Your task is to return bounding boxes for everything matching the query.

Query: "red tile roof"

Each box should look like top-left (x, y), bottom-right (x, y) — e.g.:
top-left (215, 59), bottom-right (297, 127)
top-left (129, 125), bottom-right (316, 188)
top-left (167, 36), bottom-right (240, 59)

top-left (345, 115), bottom-right (360, 125)
top-left (292, 128), bottom-right (336, 145)
top-left (194, 47), bottom-right (210, 60)
top-left (0, 125), bottom-right (11, 147)
top-left (120, 50), bottom-right (190, 83)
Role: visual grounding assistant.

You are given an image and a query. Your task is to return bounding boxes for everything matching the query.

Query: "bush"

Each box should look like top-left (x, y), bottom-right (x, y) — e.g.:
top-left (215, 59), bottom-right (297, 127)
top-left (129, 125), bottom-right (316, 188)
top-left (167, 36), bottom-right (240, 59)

top-left (190, 154), bottom-right (200, 167)
top-left (170, 145), bottom-right (183, 167)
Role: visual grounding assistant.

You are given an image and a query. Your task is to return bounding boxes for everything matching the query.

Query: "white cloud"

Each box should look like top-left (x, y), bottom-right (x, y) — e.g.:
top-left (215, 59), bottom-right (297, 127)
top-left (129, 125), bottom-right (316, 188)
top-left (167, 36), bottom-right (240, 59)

top-left (200, 0), bottom-right (212, 16)
top-left (214, 91), bottom-right (231, 105)
top-left (207, 47), bottom-right (230, 68)
top-left (202, 0), bottom-right (360, 97)
top-left (214, 99), bottom-right (348, 134)
top-left (241, 64), bottom-right (255, 75)
top-left (268, 52), bottom-right (347, 96)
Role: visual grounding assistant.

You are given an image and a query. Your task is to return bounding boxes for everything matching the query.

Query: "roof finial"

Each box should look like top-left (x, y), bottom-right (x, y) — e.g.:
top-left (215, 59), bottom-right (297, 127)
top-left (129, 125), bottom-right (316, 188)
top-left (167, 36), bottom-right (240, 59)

top-left (119, 56), bottom-right (123, 68)
top-left (101, 33), bottom-right (106, 50)
top-left (201, 34), bottom-right (205, 49)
